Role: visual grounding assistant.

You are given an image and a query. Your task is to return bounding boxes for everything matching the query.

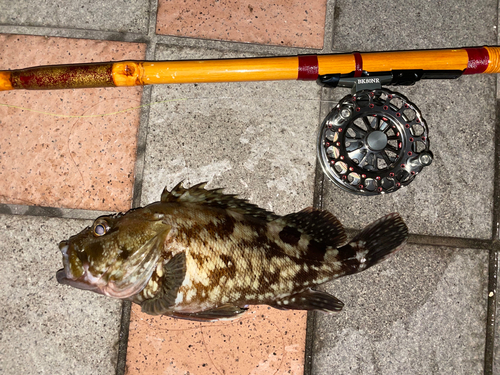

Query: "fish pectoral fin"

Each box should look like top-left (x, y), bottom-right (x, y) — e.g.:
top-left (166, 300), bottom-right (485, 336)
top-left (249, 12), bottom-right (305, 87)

top-left (140, 252), bottom-right (187, 316)
top-left (172, 304), bottom-right (248, 322)
top-left (271, 289), bottom-right (344, 313)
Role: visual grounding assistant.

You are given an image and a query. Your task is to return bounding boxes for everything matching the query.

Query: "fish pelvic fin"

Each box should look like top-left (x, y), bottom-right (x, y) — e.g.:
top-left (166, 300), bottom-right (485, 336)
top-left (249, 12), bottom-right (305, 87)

top-left (171, 305), bottom-right (248, 322)
top-left (337, 213), bottom-right (408, 275)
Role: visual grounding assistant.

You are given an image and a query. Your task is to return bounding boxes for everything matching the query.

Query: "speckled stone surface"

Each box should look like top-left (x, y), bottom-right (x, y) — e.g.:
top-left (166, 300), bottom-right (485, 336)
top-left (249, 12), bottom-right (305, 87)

top-left (331, 0), bottom-right (497, 51)
top-left (320, 0), bottom-right (498, 239)
top-left (156, 0), bottom-right (328, 48)
top-left (127, 305), bottom-right (306, 374)
top-left (0, 0), bottom-right (150, 33)
top-left (1, 0), bottom-right (499, 373)
top-left (312, 245), bottom-right (488, 374)
top-left (0, 35), bottom-right (145, 212)
top-left (0, 214), bottom-right (122, 375)
top-left (140, 44), bottom-right (320, 213)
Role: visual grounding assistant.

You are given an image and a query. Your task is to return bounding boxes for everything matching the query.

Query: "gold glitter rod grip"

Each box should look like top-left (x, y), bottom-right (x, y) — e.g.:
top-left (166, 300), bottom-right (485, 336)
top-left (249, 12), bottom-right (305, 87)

top-left (1, 46), bottom-right (500, 91)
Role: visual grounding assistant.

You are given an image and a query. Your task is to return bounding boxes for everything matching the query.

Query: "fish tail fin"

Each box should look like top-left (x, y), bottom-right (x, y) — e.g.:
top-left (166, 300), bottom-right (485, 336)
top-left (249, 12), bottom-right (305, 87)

top-left (337, 213), bottom-right (408, 275)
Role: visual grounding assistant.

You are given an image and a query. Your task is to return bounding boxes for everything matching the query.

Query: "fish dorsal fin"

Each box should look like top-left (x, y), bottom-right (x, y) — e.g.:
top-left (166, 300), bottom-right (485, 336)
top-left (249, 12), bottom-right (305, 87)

top-left (279, 207), bottom-right (347, 249)
top-left (161, 182), bottom-right (278, 221)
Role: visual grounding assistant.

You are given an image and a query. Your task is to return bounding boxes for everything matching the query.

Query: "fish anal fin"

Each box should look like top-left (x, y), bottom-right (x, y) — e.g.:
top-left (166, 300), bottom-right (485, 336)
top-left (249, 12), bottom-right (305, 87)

top-left (141, 252), bottom-right (187, 316)
top-left (271, 289), bottom-right (344, 313)
top-left (172, 304), bottom-right (248, 322)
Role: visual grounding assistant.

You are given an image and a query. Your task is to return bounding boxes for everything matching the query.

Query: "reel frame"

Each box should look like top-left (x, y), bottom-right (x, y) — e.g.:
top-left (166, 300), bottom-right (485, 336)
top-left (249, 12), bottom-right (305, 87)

top-left (316, 71), bottom-right (441, 195)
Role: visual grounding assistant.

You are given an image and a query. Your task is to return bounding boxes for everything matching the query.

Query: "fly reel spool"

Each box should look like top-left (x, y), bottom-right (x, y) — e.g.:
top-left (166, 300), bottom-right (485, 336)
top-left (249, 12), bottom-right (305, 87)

top-left (317, 72), bottom-right (438, 195)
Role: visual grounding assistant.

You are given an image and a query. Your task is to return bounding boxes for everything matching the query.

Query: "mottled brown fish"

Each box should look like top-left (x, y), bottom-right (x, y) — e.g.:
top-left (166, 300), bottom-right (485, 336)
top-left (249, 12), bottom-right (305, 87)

top-left (56, 182), bottom-right (408, 321)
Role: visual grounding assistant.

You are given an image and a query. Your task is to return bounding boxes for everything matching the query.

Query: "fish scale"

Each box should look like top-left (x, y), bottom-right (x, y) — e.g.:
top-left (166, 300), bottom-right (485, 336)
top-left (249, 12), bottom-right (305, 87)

top-left (56, 182), bottom-right (408, 321)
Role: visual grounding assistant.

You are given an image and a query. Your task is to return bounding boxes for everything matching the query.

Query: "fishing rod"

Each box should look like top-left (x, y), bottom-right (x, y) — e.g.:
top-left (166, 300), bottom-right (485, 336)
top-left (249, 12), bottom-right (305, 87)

top-left (2, 46), bottom-right (499, 195)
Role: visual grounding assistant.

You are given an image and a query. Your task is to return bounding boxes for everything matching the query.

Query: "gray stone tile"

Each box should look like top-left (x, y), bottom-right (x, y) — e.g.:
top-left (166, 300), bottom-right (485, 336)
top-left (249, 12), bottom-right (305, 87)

top-left (0, 214), bottom-right (121, 375)
top-left (320, 0), bottom-right (498, 239)
top-left (141, 44), bottom-right (322, 214)
top-left (321, 76), bottom-right (495, 239)
top-left (311, 245), bottom-right (488, 374)
top-left (331, 0), bottom-right (497, 51)
top-left (0, 0), bottom-right (149, 34)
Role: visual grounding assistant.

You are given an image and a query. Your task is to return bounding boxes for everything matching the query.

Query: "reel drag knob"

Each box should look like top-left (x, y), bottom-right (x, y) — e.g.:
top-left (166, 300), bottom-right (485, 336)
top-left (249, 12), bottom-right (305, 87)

top-left (317, 88), bottom-right (432, 195)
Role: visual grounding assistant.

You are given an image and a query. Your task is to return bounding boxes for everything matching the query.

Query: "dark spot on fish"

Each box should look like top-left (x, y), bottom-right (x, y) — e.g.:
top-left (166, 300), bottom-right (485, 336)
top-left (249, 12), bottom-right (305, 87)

top-left (306, 240), bottom-right (327, 262)
top-left (220, 253), bottom-right (237, 278)
top-left (205, 216), bottom-right (236, 239)
top-left (179, 214), bottom-right (236, 247)
top-left (336, 243), bottom-right (362, 275)
top-left (190, 250), bottom-right (210, 268)
top-left (118, 249), bottom-right (130, 260)
top-left (279, 226), bottom-right (301, 246)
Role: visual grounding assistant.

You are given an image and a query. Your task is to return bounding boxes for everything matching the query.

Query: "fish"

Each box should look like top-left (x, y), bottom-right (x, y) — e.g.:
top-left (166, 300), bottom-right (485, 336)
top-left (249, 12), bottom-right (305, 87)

top-left (56, 182), bottom-right (408, 321)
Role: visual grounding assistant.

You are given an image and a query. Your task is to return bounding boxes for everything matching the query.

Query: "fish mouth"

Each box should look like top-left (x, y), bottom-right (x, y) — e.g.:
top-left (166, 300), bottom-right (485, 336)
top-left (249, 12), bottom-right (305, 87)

top-left (56, 267), bottom-right (104, 292)
top-left (56, 240), bottom-right (105, 293)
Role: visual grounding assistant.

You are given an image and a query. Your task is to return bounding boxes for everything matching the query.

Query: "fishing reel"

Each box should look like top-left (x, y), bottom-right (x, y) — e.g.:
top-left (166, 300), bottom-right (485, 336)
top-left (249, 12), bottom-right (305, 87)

top-left (316, 71), bottom-right (439, 195)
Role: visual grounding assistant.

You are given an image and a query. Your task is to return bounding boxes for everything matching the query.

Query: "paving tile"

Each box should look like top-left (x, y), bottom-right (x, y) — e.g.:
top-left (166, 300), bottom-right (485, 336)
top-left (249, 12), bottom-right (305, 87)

top-left (156, 0), bottom-right (327, 48)
top-left (311, 244), bottom-right (488, 374)
top-left (0, 34), bottom-right (146, 212)
top-left (0, 0), bottom-right (149, 33)
top-left (126, 44), bottom-right (322, 374)
top-left (126, 305), bottom-right (306, 374)
top-left (331, 0), bottom-right (497, 51)
top-left (319, 0), bottom-right (497, 239)
top-left (0, 214), bottom-right (122, 375)
top-left (140, 44), bottom-right (321, 213)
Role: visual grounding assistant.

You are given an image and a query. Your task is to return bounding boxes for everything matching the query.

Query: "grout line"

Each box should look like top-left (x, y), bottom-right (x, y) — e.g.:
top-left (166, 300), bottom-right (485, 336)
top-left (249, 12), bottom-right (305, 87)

top-left (484, 95), bottom-right (500, 375)
top-left (341, 229), bottom-right (492, 250)
top-left (116, 301), bottom-right (132, 375)
top-left (154, 33), bottom-right (322, 55)
top-left (304, 82), bottom-right (336, 375)
top-left (406, 234), bottom-right (491, 250)
top-left (0, 204), bottom-right (115, 220)
top-left (322, 0), bottom-right (336, 53)
top-left (0, 25), bottom-right (150, 44)
top-left (115, 2), bottom-right (159, 374)
top-left (485, 243), bottom-right (499, 375)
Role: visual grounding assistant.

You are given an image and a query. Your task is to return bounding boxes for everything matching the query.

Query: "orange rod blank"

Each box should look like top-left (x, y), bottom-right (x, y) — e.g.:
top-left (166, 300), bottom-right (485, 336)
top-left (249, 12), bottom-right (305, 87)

top-left (1, 46), bottom-right (500, 91)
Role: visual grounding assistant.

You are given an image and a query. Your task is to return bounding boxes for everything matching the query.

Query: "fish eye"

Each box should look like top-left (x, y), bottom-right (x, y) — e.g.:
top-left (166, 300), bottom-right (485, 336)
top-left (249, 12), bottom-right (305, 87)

top-left (93, 220), bottom-right (110, 237)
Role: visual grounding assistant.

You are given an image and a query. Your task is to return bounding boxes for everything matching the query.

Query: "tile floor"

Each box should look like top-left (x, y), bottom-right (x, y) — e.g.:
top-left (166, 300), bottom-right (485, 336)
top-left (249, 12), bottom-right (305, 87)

top-left (0, 0), bottom-right (499, 374)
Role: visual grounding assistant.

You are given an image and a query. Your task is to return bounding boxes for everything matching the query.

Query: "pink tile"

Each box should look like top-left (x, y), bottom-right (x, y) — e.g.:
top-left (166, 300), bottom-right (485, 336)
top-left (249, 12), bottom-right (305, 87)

top-left (126, 304), bottom-right (306, 374)
top-left (156, 0), bottom-right (327, 48)
top-left (0, 35), bottom-right (146, 212)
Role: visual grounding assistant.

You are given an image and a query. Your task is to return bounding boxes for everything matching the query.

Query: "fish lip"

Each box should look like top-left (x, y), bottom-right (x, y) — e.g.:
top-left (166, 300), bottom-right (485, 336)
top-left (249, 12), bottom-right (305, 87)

top-left (56, 267), bottom-right (104, 293)
top-left (59, 241), bottom-right (69, 254)
top-left (56, 268), bottom-right (68, 285)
